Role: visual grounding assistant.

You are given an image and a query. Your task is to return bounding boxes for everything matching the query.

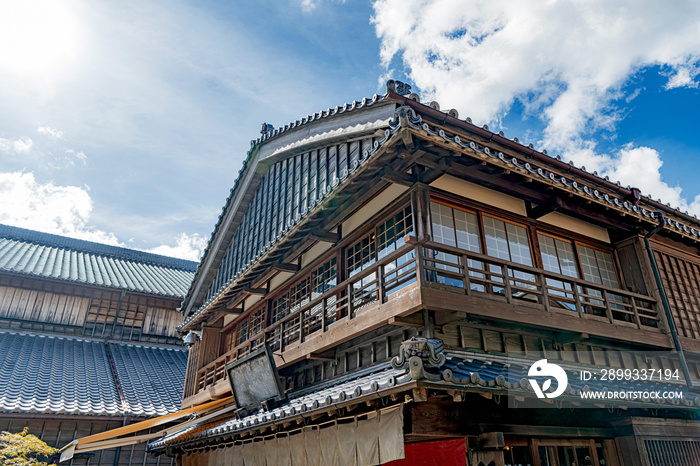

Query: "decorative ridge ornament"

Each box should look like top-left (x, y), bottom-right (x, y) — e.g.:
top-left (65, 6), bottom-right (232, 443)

top-left (386, 79), bottom-right (412, 96)
top-left (391, 337), bottom-right (446, 381)
top-left (388, 105), bottom-right (422, 130)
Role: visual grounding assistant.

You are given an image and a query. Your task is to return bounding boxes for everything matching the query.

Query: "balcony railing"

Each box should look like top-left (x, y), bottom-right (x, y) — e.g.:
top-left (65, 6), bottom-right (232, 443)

top-left (192, 237), bottom-right (660, 396)
top-left (195, 241), bottom-right (418, 394)
top-left (420, 239), bottom-right (660, 329)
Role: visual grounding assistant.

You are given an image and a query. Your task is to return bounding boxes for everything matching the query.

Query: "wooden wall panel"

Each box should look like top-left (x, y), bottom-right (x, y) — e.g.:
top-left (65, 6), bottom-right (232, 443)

top-left (653, 248), bottom-right (700, 340)
top-left (0, 286), bottom-right (90, 327)
top-left (143, 307), bottom-right (180, 338)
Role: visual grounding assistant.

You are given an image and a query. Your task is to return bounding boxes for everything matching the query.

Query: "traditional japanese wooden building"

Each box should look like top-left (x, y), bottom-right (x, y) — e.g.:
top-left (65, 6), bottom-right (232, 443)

top-left (78, 81), bottom-right (700, 465)
top-left (0, 224), bottom-right (197, 465)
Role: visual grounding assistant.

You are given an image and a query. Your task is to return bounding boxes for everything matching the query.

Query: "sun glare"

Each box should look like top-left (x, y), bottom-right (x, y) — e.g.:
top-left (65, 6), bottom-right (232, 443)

top-left (0, 1), bottom-right (80, 76)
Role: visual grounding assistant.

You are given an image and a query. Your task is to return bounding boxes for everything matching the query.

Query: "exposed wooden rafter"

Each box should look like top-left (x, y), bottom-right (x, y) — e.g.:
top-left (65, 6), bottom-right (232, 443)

top-left (526, 198), bottom-right (564, 219)
top-left (270, 262), bottom-right (300, 273)
top-left (309, 231), bottom-right (340, 244)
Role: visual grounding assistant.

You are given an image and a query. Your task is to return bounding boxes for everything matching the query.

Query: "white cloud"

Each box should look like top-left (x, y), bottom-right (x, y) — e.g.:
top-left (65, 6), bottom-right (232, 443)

top-left (37, 126), bottom-right (64, 138)
top-left (0, 171), bottom-right (122, 245)
top-left (0, 136), bottom-right (32, 153)
top-left (148, 232), bottom-right (207, 261)
top-left (605, 145), bottom-right (700, 214)
top-left (372, 0), bottom-right (700, 212)
top-left (0, 170), bottom-right (208, 260)
top-left (301, 0), bottom-right (317, 12)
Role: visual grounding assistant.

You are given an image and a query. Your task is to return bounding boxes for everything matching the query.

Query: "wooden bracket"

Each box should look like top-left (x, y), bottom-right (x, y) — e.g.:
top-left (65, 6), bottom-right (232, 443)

top-left (309, 231), bottom-right (340, 243)
top-left (418, 157), bottom-right (452, 184)
top-left (554, 332), bottom-right (589, 348)
top-left (526, 198), bottom-right (564, 219)
top-left (241, 286), bottom-right (267, 296)
top-left (270, 262), bottom-right (300, 273)
top-left (400, 128), bottom-right (415, 150)
top-left (412, 388), bottom-right (428, 402)
top-left (389, 315), bottom-right (424, 328)
top-left (381, 169), bottom-right (418, 187)
top-left (307, 350), bottom-right (336, 362)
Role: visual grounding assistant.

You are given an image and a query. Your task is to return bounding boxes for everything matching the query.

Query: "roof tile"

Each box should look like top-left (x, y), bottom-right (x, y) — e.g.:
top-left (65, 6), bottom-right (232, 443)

top-left (0, 330), bottom-right (188, 417)
top-left (0, 224), bottom-right (197, 298)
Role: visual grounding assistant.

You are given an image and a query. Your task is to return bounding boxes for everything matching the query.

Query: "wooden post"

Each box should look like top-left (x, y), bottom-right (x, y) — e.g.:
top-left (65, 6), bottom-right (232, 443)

top-left (539, 273), bottom-right (550, 311)
top-left (462, 254), bottom-right (471, 296)
top-left (378, 265), bottom-right (386, 304)
top-left (573, 284), bottom-right (584, 318)
top-left (603, 289), bottom-right (615, 324)
top-left (503, 265), bottom-right (513, 304)
top-left (631, 297), bottom-right (642, 329)
top-left (410, 183), bottom-right (431, 241)
top-left (347, 283), bottom-right (354, 318)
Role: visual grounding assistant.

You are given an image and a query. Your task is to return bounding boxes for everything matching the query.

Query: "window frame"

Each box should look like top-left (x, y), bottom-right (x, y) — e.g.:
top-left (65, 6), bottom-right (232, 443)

top-left (429, 193), bottom-right (624, 292)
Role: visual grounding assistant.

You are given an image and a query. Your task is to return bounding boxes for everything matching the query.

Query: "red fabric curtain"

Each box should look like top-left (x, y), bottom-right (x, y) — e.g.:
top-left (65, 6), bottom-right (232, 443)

top-left (383, 439), bottom-right (466, 466)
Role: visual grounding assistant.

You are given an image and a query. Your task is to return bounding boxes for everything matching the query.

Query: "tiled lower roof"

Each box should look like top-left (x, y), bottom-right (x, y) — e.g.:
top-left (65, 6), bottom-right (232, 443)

top-left (109, 341), bottom-right (188, 417)
top-left (150, 349), bottom-right (700, 450)
top-left (0, 329), bottom-right (187, 417)
top-left (0, 224), bottom-right (196, 298)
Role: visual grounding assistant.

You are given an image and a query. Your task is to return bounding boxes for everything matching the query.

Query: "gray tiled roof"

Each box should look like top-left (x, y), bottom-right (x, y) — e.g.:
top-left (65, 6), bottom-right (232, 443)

top-left (0, 224), bottom-right (197, 298)
top-left (109, 341), bottom-right (188, 417)
top-left (0, 329), bottom-right (187, 417)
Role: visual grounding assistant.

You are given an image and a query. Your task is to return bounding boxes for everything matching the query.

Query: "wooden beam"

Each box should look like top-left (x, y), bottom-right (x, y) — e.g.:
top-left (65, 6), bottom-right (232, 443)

top-left (527, 198), bottom-right (564, 219)
top-left (412, 388), bottom-right (428, 402)
top-left (270, 262), bottom-right (300, 273)
top-left (222, 307), bottom-right (243, 314)
top-left (389, 314), bottom-right (424, 328)
top-left (441, 158), bottom-right (636, 232)
top-left (309, 231), bottom-right (340, 243)
top-left (418, 157), bottom-right (452, 184)
top-left (422, 287), bottom-right (672, 349)
top-left (400, 128), bottom-right (415, 150)
top-left (307, 350), bottom-right (336, 362)
top-left (241, 286), bottom-right (267, 296)
top-left (381, 169), bottom-right (418, 187)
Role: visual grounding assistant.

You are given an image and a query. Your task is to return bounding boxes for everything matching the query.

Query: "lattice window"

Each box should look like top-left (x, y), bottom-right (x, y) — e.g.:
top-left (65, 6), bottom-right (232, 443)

top-left (347, 233), bottom-right (376, 277)
top-left (236, 319), bottom-right (248, 346)
top-left (577, 244), bottom-right (619, 288)
top-left (271, 293), bottom-right (289, 323)
top-left (248, 307), bottom-right (266, 350)
top-left (377, 205), bottom-right (413, 259)
top-left (645, 439), bottom-right (700, 466)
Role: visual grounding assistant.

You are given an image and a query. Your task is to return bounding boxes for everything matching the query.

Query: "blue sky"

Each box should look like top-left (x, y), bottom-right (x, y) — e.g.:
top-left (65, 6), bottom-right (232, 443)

top-left (1, 0), bottom-right (699, 259)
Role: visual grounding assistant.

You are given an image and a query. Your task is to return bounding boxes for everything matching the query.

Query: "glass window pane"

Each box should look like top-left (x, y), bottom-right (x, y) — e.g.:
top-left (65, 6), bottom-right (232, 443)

top-left (538, 234), bottom-right (561, 274)
top-left (505, 222), bottom-right (533, 266)
top-left (430, 201), bottom-right (456, 247)
top-left (378, 205), bottom-right (413, 259)
top-left (555, 238), bottom-right (579, 278)
top-left (454, 209), bottom-right (481, 253)
top-left (483, 216), bottom-right (510, 260)
top-left (577, 244), bottom-right (603, 285)
top-left (595, 249), bottom-right (619, 288)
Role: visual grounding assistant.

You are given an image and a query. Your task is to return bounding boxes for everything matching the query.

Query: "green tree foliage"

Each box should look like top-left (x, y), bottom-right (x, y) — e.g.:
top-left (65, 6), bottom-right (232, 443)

top-left (0, 428), bottom-right (58, 465)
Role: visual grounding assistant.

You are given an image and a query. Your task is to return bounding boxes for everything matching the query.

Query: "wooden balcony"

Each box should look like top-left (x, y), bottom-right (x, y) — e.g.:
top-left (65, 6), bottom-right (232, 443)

top-left (186, 237), bottom-right (668, 405)
top-left (419, 239), bottom-right (661, 334)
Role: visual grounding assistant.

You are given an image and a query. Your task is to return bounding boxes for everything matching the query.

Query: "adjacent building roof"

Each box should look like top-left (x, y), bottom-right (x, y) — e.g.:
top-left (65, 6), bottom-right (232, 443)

top-left (0, 329), bottom-right (187, 417)
top-left (0, 224), bottom-right (197, 298)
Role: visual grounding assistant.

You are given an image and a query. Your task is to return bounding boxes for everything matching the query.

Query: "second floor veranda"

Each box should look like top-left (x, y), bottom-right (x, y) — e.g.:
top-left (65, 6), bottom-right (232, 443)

top-left (186, 189), bottom-right (670, 404)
